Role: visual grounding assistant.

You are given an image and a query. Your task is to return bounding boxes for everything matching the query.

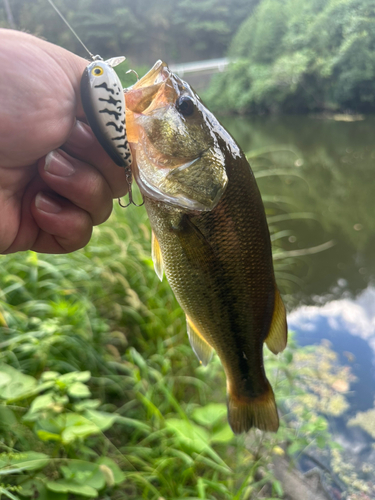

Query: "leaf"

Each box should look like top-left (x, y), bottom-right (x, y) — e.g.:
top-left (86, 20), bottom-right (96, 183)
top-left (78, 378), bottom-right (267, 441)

top-left (46, 480), bottom-right (98, 497)
top-left (115, 415), bottom-right (151, 433)
top-left (73, 399), bottom-right (101, 412)
top-left (0, 364), bottom-right (37, 401)
top-left (0, 406), bottom-right (17, 429)
top-left (210, 424), bottom-right (234, 444)
top-left (96, 457), bottom-right (126, 485)
top-left (192, 403), bottom-right (227, 427)
top-left (58, 371), bottom-right (91, 384)
top-left (165, 419), bottom-right (210, 453)
top-left (0, 452), bottom-right (49, 474)
top-left (37, 430), bottom-right (62, 442)
top-left (23, 394), bottom-right (54, 420)
top-left (67, 382), bottom-right (91, 398)
top-left (60, 460), bottom-right (106, 490)
top-left (61, 422), bottom-right (100, 444)
top-left (40, 371), bottom-right (60, 381)
top-left (84, 409), bottom-right (117, 431)
top-left (0, 373), bottom-right (11, 388)
top-left (0, 486), bottom-right (21, 500)
top-left (272, 480), bottom-right (284, 497)
top-left (58, 413), bottom-right (102, 444)
top-left (287, 440), bottom-right (304, 456)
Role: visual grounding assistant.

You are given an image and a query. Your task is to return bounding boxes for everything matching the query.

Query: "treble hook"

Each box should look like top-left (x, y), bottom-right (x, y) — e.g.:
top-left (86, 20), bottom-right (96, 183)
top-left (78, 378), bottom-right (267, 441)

top-left (118, 168), bottom-right (145, 208)
top-left (118, 186), bottom-right (145, 208)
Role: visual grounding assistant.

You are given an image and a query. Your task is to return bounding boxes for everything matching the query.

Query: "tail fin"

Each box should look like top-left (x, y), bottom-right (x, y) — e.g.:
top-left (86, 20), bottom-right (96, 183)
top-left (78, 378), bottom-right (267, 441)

top-left (227, 380), bottom-right (279, 434)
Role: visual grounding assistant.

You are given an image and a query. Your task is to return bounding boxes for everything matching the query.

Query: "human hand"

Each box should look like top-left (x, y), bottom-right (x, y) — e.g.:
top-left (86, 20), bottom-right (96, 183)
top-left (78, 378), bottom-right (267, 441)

top-left (0, 29), bottom-right (128, 254)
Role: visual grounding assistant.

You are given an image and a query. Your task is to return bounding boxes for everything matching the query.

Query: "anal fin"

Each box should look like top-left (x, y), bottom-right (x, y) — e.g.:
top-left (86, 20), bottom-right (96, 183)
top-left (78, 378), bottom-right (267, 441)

top-left (151, 230), bottom-right (163, 281)
top-left (186, 316), bottom-right (213, 366)
top-left (265, 288), bottom-right (287, 355)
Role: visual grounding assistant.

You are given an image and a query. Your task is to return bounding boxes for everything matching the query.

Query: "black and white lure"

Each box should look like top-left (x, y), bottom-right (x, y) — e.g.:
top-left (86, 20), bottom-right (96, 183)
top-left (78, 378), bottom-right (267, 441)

top-left (81, 57), bottom-right (131, 170)
top-left (47, 0), bottom-right (142, 208)
top-left (80, 57), bottom-right (143, 207)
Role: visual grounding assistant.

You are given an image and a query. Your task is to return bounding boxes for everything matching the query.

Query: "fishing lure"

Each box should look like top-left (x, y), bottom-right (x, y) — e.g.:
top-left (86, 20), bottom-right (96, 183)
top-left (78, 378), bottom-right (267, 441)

top-left (47, 0), bottom-right (142, 207)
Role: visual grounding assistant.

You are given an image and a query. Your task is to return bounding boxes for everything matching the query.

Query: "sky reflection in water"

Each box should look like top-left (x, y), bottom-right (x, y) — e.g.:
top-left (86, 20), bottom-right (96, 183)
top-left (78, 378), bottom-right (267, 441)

top-left (289, 287), bottom-right (375, 415)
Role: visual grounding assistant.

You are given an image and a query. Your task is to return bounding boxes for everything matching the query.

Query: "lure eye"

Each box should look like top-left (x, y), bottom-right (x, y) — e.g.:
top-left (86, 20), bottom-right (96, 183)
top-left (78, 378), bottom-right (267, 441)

top-left (91, 66), bottom-right (104, 76)
top-left (176, 96), bottom-right (195, 117)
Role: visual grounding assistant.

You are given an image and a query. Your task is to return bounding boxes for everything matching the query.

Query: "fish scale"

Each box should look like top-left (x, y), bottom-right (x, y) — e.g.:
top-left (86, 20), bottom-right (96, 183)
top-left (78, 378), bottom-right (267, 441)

top-left (125, 60), bottom-right (287, 433)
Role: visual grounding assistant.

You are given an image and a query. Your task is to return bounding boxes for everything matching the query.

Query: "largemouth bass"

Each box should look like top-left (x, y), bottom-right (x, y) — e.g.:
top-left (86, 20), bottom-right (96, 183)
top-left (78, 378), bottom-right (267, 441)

top-left (125, 61), bottom-right (287, 433)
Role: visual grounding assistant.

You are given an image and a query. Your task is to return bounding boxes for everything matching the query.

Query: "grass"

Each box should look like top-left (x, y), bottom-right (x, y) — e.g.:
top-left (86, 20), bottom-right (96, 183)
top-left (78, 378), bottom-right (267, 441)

top-left (0, 165), bottom-right (360, 499)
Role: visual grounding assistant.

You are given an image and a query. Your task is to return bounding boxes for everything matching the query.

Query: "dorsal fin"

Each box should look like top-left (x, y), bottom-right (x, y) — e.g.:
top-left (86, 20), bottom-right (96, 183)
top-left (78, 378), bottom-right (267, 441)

top-left (265, 288), bottom-right (287, 354)
top-left (151, 230), bottom-right (164, 281)
top-left (186, 316), bottom-right (213, 366)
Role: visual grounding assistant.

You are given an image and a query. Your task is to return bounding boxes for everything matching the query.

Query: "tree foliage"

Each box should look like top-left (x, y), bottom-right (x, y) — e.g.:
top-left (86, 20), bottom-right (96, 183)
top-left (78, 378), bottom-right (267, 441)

top-left (205, 0), bottom-right (375, 113)
top-left (0, 0), bottom-right (258, 63)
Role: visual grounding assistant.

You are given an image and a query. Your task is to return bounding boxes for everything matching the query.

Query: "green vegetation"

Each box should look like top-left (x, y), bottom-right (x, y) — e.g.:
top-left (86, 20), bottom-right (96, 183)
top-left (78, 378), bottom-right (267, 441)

top-left (0, 181), bottom-right (366, 499)
top-left (0, 0), bottom-right (258, 64)
top-left (2, 0), bottom-right (375, 113)
top-left (205, 0), bottom-right (375, 113)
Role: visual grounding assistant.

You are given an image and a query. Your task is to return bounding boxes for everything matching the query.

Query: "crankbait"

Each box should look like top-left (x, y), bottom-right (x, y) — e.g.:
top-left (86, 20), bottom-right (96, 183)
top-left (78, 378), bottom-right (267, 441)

top-left (47, 0), bottom-right (142, 207)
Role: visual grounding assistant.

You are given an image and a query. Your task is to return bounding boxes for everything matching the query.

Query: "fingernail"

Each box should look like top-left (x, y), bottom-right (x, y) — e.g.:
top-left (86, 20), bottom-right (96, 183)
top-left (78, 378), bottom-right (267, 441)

top-left (35, 192), bottom-right (62, 214)
top-left (66, 120), bottom-right (93, 148)
top-left (44, 150), bottom-right (75, 177)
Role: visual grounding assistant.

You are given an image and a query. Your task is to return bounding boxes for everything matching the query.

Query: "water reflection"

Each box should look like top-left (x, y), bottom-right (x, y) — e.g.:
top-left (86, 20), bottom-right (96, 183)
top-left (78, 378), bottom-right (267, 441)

top-left (223, 115), bottom-right (375, 304)
top-left (289, 286), bottom-right (375, 414)
top-left (222, 115), bottom-right (375, 442)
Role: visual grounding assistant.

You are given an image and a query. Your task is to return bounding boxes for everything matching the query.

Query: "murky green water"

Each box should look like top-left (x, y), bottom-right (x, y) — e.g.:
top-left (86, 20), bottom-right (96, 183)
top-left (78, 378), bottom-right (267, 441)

top-left (223, 115), bottom-right (375, 304)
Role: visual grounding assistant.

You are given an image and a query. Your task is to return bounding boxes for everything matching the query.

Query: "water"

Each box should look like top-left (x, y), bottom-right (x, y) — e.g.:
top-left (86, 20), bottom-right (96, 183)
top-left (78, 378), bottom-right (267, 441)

top-left (223, 115), bottom-right (375, 446)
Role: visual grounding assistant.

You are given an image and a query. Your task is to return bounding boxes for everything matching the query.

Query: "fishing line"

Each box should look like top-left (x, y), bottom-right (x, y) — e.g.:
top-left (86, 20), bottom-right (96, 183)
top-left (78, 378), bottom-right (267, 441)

top-left (46, 0), bottom-right (96, 60)
top-left (47, 0), bottom-right (143, 208)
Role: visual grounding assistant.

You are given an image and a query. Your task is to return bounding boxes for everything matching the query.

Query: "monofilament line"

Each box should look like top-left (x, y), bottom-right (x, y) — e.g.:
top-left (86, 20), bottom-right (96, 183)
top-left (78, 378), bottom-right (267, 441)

top-left (47, 0), bottom-right (95, 60)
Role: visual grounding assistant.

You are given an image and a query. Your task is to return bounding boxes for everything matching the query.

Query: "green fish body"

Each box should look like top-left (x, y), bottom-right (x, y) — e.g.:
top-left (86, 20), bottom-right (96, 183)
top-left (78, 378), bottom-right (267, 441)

top-left (125, 61), bottom-right (287, 433)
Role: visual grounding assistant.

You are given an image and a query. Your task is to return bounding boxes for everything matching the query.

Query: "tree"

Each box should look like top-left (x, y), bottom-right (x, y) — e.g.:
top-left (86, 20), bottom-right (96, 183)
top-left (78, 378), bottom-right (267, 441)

top-left (0, 0), bottom-right (259, 64)
top-left (205, 0), bottom-right (375, 113)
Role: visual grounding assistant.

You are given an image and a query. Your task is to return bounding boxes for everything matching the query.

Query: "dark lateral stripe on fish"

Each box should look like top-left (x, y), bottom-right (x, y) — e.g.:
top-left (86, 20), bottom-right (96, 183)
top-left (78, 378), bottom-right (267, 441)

top-left (99, 96), bottom-right (122, 106)
top-left (99, 108), bottom-right (121, 120)
top-left (94, 82), bottom-right (115, 94)
top-left (106, 122), bottom-right (124, 132)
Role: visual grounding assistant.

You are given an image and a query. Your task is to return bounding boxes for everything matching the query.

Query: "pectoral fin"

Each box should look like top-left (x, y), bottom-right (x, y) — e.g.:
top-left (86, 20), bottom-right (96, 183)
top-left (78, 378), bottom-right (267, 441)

top-left (152, 230), bottom-right (164, 281)
top-left (186, 315), bottom-right (213, 366)
top-left (265, 289), bottom-right (287, 355)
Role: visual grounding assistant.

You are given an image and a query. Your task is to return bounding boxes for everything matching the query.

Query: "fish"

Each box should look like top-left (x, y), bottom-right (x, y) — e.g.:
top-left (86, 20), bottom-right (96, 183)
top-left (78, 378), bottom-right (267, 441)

top-left (124, 61), bottom-right (287, 433)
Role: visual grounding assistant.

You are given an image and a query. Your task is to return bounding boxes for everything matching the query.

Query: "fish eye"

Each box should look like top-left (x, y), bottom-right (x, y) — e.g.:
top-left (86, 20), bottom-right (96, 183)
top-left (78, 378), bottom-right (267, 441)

top-left (91, 66), bottom-right (104, 76)
top-left (176, 96), bottom-right (195, 117)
